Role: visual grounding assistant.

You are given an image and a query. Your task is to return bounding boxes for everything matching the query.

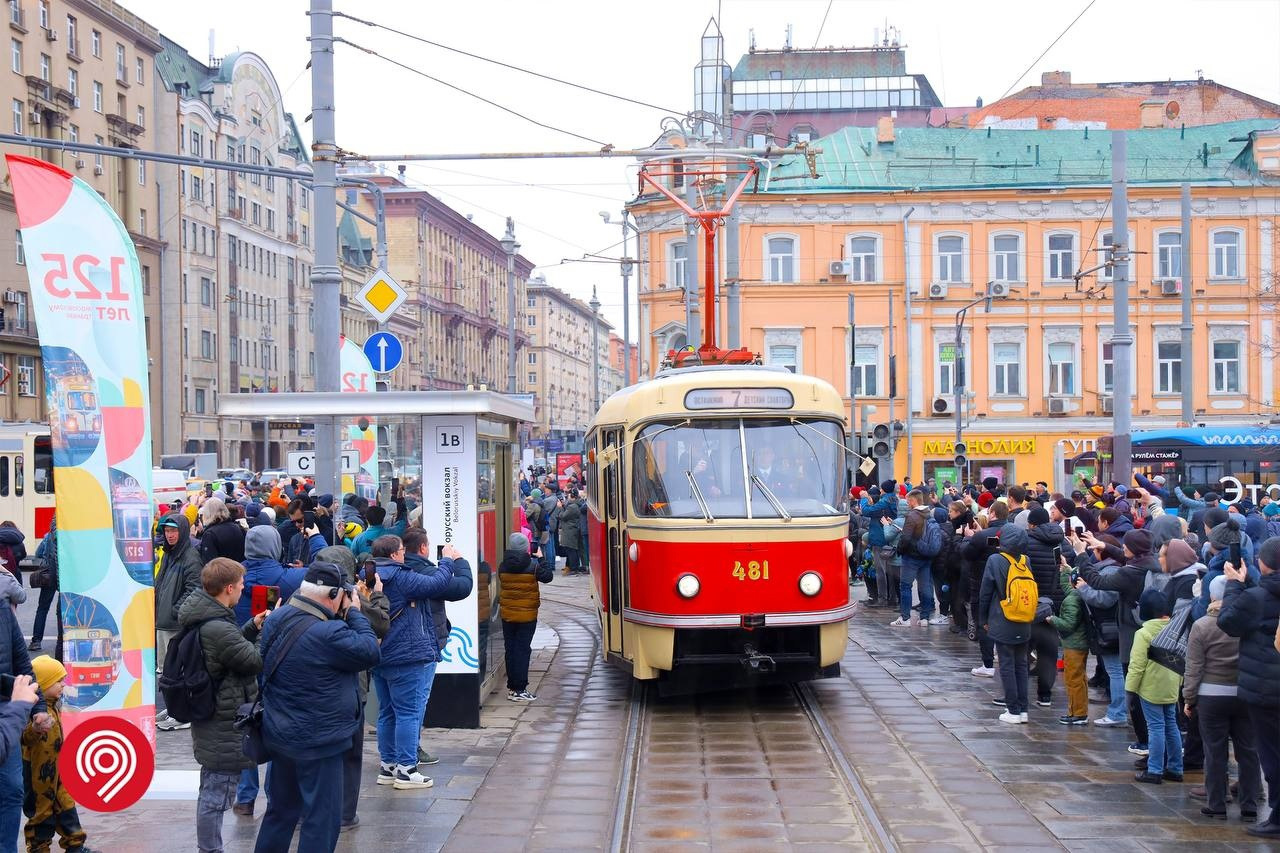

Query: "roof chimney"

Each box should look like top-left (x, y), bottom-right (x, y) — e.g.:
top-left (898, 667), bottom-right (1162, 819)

top-left (1040, 70), bottom-right (1071, 87)
top-left (876, 115), bottom-right (895, 144)
top-left (1139, 100), bottom-right (1166, 129)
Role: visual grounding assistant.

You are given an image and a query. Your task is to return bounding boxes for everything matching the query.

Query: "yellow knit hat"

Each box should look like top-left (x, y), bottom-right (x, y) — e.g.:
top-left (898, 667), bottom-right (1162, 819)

top-left (30, 655), bottom-right (66, 692)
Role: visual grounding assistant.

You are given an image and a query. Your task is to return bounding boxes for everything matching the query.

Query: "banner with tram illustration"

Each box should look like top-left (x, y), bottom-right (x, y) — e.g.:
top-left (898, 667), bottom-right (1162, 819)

top-left (339, 336), bottom-right (379, 500)
top-left (6, 155), bottom-right (155, 742)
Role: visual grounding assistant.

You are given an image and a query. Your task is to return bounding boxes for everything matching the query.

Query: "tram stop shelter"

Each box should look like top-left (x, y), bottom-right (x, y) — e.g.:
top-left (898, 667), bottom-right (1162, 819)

top-left (218, 390), bottom-right (534, 727)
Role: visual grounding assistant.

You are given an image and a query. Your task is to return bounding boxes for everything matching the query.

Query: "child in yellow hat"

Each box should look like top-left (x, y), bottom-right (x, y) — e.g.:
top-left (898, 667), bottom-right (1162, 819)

top-left (22, 656), bottom-right (92, 853)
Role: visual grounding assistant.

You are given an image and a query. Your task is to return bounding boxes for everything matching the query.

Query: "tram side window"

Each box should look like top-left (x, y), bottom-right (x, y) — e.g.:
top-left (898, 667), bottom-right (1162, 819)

top-left (14, 454), bottom-right (21, 497)
top-left (32, 437), bottom-right (52, 494)
top-left (0, 456), bottom-right (8, 497)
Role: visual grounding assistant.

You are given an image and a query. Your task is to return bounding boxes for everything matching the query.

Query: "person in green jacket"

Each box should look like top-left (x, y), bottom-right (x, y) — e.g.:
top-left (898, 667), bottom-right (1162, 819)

top-left (1127, 588), bottom-right (1183, 784)
top-left (1047, 563), bottom-right (1090, 725)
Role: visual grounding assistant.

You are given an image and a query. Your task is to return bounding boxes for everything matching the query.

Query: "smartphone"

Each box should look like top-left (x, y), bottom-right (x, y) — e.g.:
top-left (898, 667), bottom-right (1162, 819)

top-left (1070, 570), bottom-right (1080, 586)
top-left (251, 585), bottom-right (280, 616)
top-left (302, 511), bottom-right (317, 529)
top-left (436, 544), bottom-right (445, 561)
top-left (1229, 543), bottom-right (1242, 570)
top-left (986, 533), bottom-right (1000, 547)
top-left (0, 673), bottom-right (12, 701)
top-left (391, 477), bottom-right (400, 497)
top-left (362, 560), bottom-right (378, 588)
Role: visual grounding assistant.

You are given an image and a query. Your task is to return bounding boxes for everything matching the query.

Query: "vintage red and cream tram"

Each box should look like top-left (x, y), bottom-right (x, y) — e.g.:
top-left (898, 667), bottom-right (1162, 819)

top-left (583, 364), bottom-right (854, 692)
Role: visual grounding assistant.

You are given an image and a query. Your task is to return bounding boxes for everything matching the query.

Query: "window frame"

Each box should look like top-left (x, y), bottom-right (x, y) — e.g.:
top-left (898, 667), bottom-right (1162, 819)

top-left (1155, 339), bottom-right (1182, 395)
top-left (1210, 338), bottom-right (1242, 394)
top-left (845, 232), bottom-right (880, 283)
top-left (1209, 227), bottom-right (1244, 281)
top-left (666, 239), bottom-right (690, 289)
top-left (933, 232), bottom-right (967, 284)
top-left (1046, 340), bottom-right (1077, 396)
top-left (991, 339), bottom-right (1024, 397)
top-left (989, 230), bottom-right (1024, 283)
top-left (1154, 229), bottom-right (1183, 280)
top-left (1044, 230), bottom-right (1078, 283)
top-left (763, 233), bottom-right (798, 283)
top-left (851, 343), bottom-right (879, 396)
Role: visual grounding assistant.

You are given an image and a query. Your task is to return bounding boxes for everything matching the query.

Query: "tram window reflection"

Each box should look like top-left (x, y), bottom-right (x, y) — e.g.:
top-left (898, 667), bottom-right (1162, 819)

top-left (744, 419), bottom-right (843, 517)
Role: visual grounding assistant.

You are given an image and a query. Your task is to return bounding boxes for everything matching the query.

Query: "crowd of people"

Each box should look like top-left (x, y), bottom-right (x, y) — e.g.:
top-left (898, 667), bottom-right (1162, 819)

top-left (848, 473), bottom-right (1280, 836)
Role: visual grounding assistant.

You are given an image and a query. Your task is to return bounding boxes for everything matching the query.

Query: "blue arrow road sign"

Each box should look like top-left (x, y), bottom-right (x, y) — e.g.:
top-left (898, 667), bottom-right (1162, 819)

top-left (363, 331), bottom-right (403, 374)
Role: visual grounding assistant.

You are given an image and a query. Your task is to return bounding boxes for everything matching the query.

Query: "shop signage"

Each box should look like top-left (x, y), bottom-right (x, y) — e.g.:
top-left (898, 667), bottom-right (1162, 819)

top-left (923, 438), bottom-right (1036, 456)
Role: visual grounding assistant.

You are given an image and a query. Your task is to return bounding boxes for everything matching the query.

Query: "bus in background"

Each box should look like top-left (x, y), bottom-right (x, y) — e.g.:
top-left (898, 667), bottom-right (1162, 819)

top-left (0, 423), bottom-right (55, 547)
top-left (1096, 425), bottom-right (1280, 507)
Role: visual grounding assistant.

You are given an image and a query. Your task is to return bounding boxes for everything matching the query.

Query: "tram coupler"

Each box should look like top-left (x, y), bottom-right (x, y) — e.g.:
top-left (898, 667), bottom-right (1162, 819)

top-left (741, 644), bottom-right (776, 674)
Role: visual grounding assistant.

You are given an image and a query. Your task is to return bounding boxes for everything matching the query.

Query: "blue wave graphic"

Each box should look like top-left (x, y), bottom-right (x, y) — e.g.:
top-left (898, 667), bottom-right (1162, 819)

top-left (440, 627), bottom-right (478, 669)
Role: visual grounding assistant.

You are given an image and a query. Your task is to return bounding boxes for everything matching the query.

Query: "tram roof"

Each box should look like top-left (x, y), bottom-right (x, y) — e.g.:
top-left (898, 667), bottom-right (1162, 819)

top-left (593, 366), bottom-right (846, 427)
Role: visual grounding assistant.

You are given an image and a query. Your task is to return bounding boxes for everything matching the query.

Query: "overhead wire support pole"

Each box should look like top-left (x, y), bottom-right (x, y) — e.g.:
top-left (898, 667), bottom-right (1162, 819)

top-left (1110, 130), bottom-right (1134, 487)
top-left (1180, 183), bottom-right (1194, 426)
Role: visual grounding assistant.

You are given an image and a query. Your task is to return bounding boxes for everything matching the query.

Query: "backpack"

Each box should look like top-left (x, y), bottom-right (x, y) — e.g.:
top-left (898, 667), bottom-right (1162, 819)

top-left (914, 519), bottom-right (944, 559)
top-left (158, 619), bottom-right (220, 723)
top-left (998, 553), bottom-right (1038, 623)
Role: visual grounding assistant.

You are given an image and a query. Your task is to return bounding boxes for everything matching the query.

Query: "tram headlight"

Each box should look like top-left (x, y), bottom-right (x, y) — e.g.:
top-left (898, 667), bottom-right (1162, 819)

top-left (676, 573), bottom-right (700, 598)
top-left (628, 542), bottom-right (638, 563)
top-left (798, 571), bottom-right (823, 597)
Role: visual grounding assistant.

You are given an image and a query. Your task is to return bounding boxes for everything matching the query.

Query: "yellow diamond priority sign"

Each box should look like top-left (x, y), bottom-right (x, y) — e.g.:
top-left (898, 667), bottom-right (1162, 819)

top-left (355, 268), bottom-right (407, 324)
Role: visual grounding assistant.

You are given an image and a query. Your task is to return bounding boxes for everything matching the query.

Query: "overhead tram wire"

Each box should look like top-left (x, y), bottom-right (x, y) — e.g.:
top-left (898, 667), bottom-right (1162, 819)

top-left (333, 38), bottom-right (613, 149)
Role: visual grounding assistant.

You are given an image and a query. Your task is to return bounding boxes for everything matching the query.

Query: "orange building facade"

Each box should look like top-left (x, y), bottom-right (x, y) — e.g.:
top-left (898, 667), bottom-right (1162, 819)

top-left (634, 121), bottom-right (1280, 491)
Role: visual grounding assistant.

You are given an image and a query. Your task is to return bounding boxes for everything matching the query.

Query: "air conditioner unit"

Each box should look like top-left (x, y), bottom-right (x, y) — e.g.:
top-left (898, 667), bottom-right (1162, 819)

top-left (1046, 396), bottom-right (1069, 416)
top-left (27, 111), bottom-right (39, 125)
top-left (93, 165), bottom-right (103, 176)
top-left (928, 281), bottom-right (948, 299)
top-left (3, 291), bottom-right (19, 304)
top-left (828, 260), bottom-right (850, 277)
top-left (987, 281), bottom-right (1011, 298)
top-left (1158, 278), bottom-right (1182, 296)
top-left (931, 395), bottom-right (954, 416)
top-left (1099, 394), bottom-right (1114, 414)
top-left (74, 159), bottom-right (84, 169)
top-left (71, 97), bottom-right (79, 108)
top-left (44, 28), bottom-right (56, 42)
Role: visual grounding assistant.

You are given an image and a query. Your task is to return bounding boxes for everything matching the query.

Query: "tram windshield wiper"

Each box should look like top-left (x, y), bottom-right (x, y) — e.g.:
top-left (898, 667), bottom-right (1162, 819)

top-left (684, 470), bottom-right (715, 523)
top-left (751, 474), bottom-right (792, 522)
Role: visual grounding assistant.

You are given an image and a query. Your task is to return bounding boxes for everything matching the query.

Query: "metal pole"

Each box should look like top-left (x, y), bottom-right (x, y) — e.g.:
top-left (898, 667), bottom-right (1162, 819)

top-left (309, 0), bottom-right (341, 497)
top-left (848, 293), bottom-right (857, 437)
top-left (348, 145), bottom-right (813, 163)
top-left (503, 217), bottom-right (518, 394)
top-left (701, 224), bottom-right (717, 348)
top-left (1110, 130), bottom-right (1133, 487)
top-left (589, 288), bottom-right (601, 411)
top-left (886, 292), bottom-right (895, 476)
top-left (954, 308), bottom-right (965, 467)
top-left (1180, 183), bottom-right (1193, 425)
top-left (902, 208), bottom-right (915, 482)
top-left (725, 205), bottom-right (741, 349)
top-left (685, 182), bottom-right (699, 349)
top-left (620, 215), bottom-right (632, 386)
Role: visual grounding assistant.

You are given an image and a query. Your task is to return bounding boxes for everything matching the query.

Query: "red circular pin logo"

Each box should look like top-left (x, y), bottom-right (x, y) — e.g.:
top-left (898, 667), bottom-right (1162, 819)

top-left (58, 716), bottom-right (154, 812)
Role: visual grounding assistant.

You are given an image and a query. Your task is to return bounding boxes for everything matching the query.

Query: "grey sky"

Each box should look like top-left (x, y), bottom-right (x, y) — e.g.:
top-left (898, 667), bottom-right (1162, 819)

top-left (126, 0), bottom-right (1280, 338)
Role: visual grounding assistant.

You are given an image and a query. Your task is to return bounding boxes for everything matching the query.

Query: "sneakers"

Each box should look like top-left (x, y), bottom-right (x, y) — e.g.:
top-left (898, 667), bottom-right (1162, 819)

top-left (231, 802), bottom-right (254, 817)
top-left (998, 711), bottom-right (1022, 725)
top-left (1036, 696), bottom-right (1053, 707)
top-left (1019, 712), bottom-right (1029, 723)
top-left (25, 640), bottom-right (40, 652)
top-left (155, 710), bottom-right (190, 732)
top-left (971, 666), bottom-right (995, 678)
top-left (507, 690), bottom-right (536, 702)
top-left (1092, 716), bottom-right (1126, 727)
top-left (340, 815), bottom-right (361, 832)
top-left (376, 763), bottom-right (396, 786)
top-left (991, 697), bottom-right (1007, 707)
top-left (926, 614), bottom-right (950, 626)
top-left (1058, 715), bottom-right (1089, 725)
top-left (417, 747), bottom-right (440, 766)
top-left (1128, 742), bottom-right (1150, 756)
top-left (1163, 771), bottom-right (1184, 783)
top-left (392, 765), bottom-right (433, 790)
top-left (888, 617), bottom-right (912, 627)
top-left (1134, 771), bottom-right (1163, 785)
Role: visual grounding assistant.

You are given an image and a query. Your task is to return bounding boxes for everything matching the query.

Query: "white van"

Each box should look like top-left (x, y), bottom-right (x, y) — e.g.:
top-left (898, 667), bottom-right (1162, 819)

top-left (152, 468), bottom-right (189, 508)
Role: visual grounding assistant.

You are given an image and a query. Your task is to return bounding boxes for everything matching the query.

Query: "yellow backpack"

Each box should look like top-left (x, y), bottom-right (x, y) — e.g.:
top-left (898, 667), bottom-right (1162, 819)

top-left (999, 553), bottom-right (1038, 623)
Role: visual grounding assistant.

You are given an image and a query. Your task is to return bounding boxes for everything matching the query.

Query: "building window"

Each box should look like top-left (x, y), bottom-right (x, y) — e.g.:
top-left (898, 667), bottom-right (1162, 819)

top-left (200, 330), bottom-right (212, 359)
top-left (852, 345), bottom-right (878, 395)
top-left (993, 342), bottom-right (1021, 396)
top-left (135, 56), bottom-right (144, 84)
top-left (64, 14), bottom-right (74, 46)
top-left (38, 53), bottom-right (48, 81)
top-left (1100, 342), bottom-right (1114, 394)
top-left (137, 159), bottom-right (145, 185)
top-left (90, 29), bottom-right (99, 58)
top-left (526, 296), bottom-right (536, 309)
top-left (10, 38), bottom-right (20, 74)
top-left (200, 277), bottom-right (211, 306)
top-left (937, 342), bottom-right (956, 396)
top-left (527, 314), bottom-right (536, 327)
top-left (137, 209), bottom-right (145, 232)
top-left (991, 233), bottom-right (1021, 282)
top-left (67, 68), bottom-right (76, 96)
top-left (10, 99), bottom-right (20, 134)
top-left (765, 235), bottom-right (797, 283)
top-left (13, 291), bottom-right (25, 329)
top-left (93, 134), bottom-right (102, 169)
top-left (1156, 231), bottom-right (1182, 279)
top-left (1212, 340), bottom-right (1240, 393)
top-left (14, 230), bottom-right (23, 265)
top-left (16, 356), bottom-right (35, 396)
top-left (92, 81), bottom-right (101, 113)
top-left (1046, 232), bottom-right (1076, 281)
top-left (527, 352), bottom-right (536, 365)
top-left (194, 388), bottom-right (205, 414)
top-left (191, 174), bottom-right (202, 201)
top-left (38, 1), bottom-right (48, 29)
top-left (251, 202), bottom-right (261, 225)
top-left (1156, 341), bottom-right (1182, 394)
top-left (1211, 229), bottom-right (1242, 279)
top-left (527, 372), bottom-right (536, 384)
top-left (669, 240), bottom-right (690, 288)
top-left (768, 344), bottom-right (798, 372)
top-left (114, 43), bottom-right (124, 81)
top-left (935, 234), bottom-right (965, 283)
top-left (67, 123), bottom-right (75, 142)
top-left (847, 235), bottom-right (878, 282)
top-left (1047, 342), bottom-right (1075, 395)
top-left (135, 105), bottom-right (144, 127)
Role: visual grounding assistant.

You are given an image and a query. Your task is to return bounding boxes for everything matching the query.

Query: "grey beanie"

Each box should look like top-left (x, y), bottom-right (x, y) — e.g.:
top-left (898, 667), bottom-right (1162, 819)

top-left (508, 532), bottom-right (529, 551)
top-left (1209, 574), bottom-right (1228, 603)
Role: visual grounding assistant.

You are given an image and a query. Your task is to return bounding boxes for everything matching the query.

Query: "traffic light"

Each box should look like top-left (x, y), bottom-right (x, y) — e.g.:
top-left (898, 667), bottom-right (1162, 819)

top-left (954, 441), bottom-right (967, 473)
top-left (871, 423), bottom-right (892, 458)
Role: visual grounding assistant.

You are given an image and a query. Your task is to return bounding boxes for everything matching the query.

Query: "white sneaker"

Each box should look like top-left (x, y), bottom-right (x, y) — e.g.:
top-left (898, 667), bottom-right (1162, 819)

top-left (998, 711), bottom-right (1021, 725)
top-left (1093, 716), bottom-right (1126, 727)
top-left (1019, 712), bottom-right (1029, 723)
top-left (376, 763), bottom-right (396, 786)
top-left (927, 615), bottom-right (950, 626)
top-left (971, 666), bottom-right (995, 678)
top-left (392, 765), bottom-right (433, 790)
top-left (888, 617), bottom-right (912, 627)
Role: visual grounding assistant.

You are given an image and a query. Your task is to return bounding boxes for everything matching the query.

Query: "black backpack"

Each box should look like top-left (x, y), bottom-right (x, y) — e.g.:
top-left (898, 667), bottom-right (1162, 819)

top-left (158, 620), bottom-right (220, 723)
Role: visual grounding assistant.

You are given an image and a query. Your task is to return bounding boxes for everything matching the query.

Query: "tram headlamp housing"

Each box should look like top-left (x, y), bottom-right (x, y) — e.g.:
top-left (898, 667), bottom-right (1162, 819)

top-left (676, 573), bottom-right (700, 598)
top-left (798, 571), bottom-right (823, 597)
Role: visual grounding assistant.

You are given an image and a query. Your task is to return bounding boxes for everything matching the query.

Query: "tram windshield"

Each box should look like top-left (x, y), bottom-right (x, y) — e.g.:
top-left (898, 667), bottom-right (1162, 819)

top-left (633, 417), bottom-right (845, 519)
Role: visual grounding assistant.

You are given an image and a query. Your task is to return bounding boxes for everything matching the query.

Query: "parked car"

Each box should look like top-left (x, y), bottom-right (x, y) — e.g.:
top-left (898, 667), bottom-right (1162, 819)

top-left (216, 467), bottom-right (254, 483)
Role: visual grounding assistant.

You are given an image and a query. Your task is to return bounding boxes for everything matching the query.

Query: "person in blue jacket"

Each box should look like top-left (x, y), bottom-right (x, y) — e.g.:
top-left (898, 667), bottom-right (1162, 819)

top-left (349, 494), bottom-right (408, 558)
top-left (253, 562), bottom-right (380, 853)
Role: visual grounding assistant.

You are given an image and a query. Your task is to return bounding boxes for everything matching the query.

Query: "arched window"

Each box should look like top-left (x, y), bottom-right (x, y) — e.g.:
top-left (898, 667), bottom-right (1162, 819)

top-left (990, 231), bottom-right (1023, 282)
top-left (934, 233), bottom-right (966, 283)
top-left (764, 234), bottom-right (797, 283)
top-left (1209, 228), bottom-right (1244, 279)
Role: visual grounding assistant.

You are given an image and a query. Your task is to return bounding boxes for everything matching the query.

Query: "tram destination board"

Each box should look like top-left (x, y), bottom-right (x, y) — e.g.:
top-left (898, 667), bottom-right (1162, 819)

top-left (684, 387), bottom-right (794, 410)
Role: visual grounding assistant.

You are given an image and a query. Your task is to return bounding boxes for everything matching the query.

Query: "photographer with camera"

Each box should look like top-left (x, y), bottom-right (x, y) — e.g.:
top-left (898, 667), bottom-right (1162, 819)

top-left (252, 562), bottom-right (380, 853)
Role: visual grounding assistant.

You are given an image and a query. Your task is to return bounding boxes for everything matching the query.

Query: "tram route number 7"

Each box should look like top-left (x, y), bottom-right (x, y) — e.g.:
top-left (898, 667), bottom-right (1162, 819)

top-left (732, 560), bottom-right (770, 581)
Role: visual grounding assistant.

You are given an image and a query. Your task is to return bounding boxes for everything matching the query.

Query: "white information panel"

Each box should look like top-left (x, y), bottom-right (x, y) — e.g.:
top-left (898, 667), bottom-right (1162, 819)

top-left (422, 415), bottom-right (479, 674)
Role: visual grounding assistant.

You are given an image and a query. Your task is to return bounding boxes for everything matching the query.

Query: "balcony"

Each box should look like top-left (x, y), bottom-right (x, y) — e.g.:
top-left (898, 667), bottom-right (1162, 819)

top-left (25, 76), bottom-right (54, 105)
top-left (114, 66), bottom-right (128, 88)
top-left (0, 320), bottom-right (36, 339)
top-left (65, 38), bottom-right (80, 63)
top-left (105, 113), bottom-right (143, 142)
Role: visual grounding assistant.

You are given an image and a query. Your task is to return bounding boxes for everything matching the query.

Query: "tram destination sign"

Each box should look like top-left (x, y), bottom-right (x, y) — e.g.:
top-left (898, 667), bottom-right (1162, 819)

top-left (684, 387), bottom-right (794, 410)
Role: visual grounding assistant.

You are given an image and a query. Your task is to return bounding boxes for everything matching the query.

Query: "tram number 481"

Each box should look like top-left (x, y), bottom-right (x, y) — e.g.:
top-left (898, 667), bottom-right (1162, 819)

top-left (732, 560), bottom-right (770, 581)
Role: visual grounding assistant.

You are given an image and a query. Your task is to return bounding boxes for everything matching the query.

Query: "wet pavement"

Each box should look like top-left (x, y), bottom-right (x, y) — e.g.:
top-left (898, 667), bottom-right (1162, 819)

top-left (10, 581), bottom-right (1274, 850)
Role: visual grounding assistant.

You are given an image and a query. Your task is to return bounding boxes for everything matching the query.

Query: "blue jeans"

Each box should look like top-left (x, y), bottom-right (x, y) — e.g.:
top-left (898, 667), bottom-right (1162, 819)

top-left (236, 767), bottom-right (259, 806)
top-left (1100, 653), bottom-right (1127, 722)
top-left (372, 662), bottom-right (428, 768)
top-left (1140, 698), bottom-right (1183, 775)
top-left (899, 560), bottom-right (935, 621)
top-left (542, 535), bottom-right (557, 571)
top-left (197, 768), bottom-right (238, 853)
top-left (0, 739), bottom-right (20, 853)
top-left (422, 661), bottom-right (438, 713)
top-left (253, 752), bottom-right (342, 853)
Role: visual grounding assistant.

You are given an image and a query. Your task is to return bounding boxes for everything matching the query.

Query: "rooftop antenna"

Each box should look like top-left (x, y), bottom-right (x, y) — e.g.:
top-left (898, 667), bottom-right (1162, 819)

top-left (784, 24), bottom-right (792, 51)
top-left (208, 29), bottom-right (215, 65)
top-left (749, 28), bottom-right (756, 53)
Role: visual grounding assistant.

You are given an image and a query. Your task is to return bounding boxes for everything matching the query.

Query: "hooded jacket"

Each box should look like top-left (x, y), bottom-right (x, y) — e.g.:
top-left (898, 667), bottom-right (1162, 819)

top-left (1079, 549), bottom-right (1150, 659)
top-left (372, 554), bottom-right (466, 667)
top-left (1025, 522), bottom-right (1067, 611)
top-left (349, 499), bottom-right (409, 558)
top-left (864, 491), bottom-right (898, 547)
top-left (179, 589), bottom-right (262, 772)
top-left (1216, 571), bottom-right (1280, 708)
top-left (558, 499), bottom-right (583, 550)
top-left (1126, 617), bottom-right (1182, 704)
top-left (1164, 563), bottom-right (1202, 613)
top-left (498, 547), bottom-right (553, 622)
top-left (1183, 600), bottom-right (1239, 704)
top-left (155, 514), bottom-right (204, 631)
top-left (198, 517), bottom-right (246, 565)
top-left (1051, 568), bottom-right (1089, 651)
top-left (405, 551), bottom-right (473, 651)
top-left (0, 526), bottom-right (26, 576)
top-left (1103, 513), bottom-right (1134, 536)
top-left (977, 525), bottom-right (1032, 646)
top-left (233, 526), bottom-right (308, 628)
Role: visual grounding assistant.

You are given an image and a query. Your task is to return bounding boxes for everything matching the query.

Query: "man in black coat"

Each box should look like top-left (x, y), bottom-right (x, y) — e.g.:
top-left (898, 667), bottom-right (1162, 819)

top-left (0, 602), bottom-right (47, 846)
top-left (1024, 506), bottom-right (1065, 705)
top-left (1217, 539), bottom-right (1280, 836)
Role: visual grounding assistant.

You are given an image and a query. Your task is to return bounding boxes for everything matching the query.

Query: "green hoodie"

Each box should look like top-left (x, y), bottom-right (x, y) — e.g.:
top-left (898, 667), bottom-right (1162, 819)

top-left (1125, 617), bottom-right (1181, 704)
top-left (1050, 569), bottom-right (1089, 651)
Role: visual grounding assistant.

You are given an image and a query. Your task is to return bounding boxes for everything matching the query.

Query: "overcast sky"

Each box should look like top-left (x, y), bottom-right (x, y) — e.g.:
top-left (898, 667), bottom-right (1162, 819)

top-left (126, 0), bottom-right (1280, 339)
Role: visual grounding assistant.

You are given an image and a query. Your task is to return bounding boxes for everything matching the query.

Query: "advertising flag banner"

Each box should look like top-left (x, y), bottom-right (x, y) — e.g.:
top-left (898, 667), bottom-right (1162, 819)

top-left (339, 336), bottom-right (378, 500)
top-left (6, 155), bottom-right (156, 746)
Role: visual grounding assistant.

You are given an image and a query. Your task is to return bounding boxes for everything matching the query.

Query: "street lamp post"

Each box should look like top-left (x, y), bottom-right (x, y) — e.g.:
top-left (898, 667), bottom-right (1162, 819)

top-left (589, 287), bottom-right (601, 413)
top-left (260, 323), bottom-right (274, 471)
top-left (500, 217), bottom-right (519, 394)
top-left (602, 210), bottom-right (638, 386)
